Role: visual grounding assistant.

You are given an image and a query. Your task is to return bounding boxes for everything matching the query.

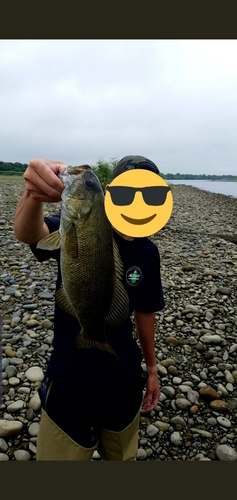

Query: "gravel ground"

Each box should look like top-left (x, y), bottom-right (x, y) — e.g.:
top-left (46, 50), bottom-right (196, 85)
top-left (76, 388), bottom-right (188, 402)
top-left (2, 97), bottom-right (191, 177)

top-left (0, 176), bottom-right (237, 461)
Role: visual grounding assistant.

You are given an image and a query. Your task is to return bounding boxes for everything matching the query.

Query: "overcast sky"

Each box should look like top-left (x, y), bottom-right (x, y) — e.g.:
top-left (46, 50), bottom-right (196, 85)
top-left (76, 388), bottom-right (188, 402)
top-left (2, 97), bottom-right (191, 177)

top-left (1, 39), bottom-right (237, 175)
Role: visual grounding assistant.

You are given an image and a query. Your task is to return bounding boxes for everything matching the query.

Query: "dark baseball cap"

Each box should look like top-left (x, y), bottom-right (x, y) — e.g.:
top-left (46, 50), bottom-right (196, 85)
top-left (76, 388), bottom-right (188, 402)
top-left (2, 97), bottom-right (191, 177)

top-left (110, 155), bottom-right (160, 181)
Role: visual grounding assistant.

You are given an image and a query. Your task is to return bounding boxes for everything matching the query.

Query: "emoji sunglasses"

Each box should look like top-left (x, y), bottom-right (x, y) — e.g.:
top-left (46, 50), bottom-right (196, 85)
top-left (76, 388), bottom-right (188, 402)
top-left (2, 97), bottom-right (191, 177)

top-left (106, 186), bottom-right (171, 206)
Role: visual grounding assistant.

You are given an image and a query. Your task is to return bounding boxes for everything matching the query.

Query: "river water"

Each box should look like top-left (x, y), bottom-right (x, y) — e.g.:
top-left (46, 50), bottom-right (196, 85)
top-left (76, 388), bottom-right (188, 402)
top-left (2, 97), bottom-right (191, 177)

top-left (167, 179), bottom-right (237, 198)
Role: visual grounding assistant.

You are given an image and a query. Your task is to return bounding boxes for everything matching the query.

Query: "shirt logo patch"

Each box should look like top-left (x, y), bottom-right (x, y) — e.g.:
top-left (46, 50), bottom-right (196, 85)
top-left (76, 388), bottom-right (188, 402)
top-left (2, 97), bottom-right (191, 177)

top-left (126, 266), bottom-right (142, 286)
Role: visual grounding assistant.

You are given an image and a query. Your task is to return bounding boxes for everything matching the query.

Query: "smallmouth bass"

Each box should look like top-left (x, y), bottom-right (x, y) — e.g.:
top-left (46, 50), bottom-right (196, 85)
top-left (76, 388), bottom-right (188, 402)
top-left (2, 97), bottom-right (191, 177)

top-left (37, 165), bottom-right (129, 356)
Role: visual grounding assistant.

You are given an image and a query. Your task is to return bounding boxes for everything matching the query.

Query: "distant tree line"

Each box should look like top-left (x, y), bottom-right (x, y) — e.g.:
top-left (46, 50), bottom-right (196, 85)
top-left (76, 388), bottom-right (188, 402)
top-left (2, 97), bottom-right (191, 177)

top-left (0, 161), bottom-right (236, 186)
top-left (0, 161), bottom-right (28, 176)
top-left (164, 172), bottom-right (237, 181)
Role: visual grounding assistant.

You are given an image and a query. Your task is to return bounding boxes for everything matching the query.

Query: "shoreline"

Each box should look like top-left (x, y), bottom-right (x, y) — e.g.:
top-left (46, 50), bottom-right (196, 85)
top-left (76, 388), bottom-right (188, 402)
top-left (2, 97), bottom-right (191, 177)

top-left (164, 184), bottom-right (237, 244)
top-left (167, 182), bottom-right (237, 200)
top-left (167, 180), bottom-right (237, 182)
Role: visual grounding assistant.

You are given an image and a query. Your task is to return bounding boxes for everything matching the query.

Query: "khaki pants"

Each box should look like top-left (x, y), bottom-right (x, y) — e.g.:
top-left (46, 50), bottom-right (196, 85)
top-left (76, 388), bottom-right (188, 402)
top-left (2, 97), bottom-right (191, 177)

top-left (36, 408), bottom-right (140, 461)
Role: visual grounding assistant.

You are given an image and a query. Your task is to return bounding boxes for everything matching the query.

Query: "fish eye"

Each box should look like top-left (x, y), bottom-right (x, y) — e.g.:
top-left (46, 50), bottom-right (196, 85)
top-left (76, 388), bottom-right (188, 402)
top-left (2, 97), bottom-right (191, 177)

top-left (84, 175), bottom-right (103, 194)
top-left (85, 179), bottom-right (94, 188)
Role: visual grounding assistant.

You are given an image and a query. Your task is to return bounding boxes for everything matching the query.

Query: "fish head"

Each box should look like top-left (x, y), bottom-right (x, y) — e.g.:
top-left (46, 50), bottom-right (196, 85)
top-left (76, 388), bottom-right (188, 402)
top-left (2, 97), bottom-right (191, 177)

top-left (59, 165), bottom-right (104, 219)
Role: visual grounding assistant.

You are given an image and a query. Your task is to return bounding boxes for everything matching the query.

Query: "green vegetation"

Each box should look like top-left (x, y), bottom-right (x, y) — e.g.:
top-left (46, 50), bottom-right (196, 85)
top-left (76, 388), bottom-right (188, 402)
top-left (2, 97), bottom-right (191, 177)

top-left (0, 160), bottom-right (236, 183)
top-left (91, 159), bottom-right (116, 190)
top-left (0, 161), bottom-right (28, 175)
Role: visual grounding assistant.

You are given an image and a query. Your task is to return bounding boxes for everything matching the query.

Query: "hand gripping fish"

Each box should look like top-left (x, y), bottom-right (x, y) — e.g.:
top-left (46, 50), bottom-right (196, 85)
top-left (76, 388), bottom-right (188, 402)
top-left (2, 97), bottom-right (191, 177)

top-left (37, 165), bottom-right (129, 356)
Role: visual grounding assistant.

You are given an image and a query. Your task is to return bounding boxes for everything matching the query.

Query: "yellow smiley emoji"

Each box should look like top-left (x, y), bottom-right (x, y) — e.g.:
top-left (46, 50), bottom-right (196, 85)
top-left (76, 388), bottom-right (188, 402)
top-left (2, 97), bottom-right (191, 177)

top-left (104, 169), bottom-right (173, 238)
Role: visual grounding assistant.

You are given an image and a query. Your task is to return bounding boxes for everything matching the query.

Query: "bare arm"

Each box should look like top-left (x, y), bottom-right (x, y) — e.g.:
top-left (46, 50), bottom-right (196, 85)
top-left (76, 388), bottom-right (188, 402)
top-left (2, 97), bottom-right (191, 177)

top-left (14, 191), bottom-right (49, 244)
top-left (134, 311), bottom-right (160, 411)
top-left (14, 158), bottom-right (65, 244)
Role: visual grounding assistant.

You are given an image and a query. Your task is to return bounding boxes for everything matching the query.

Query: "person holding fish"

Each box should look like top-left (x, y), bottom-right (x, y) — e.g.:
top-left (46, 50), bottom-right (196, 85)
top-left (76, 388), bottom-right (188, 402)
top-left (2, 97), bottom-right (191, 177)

top-left (14, 155), bottom-right (165, 461)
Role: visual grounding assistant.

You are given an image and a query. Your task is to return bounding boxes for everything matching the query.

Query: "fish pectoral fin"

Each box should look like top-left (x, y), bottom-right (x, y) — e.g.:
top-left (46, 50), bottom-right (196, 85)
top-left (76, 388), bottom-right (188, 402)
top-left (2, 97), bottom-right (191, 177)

top-left (106, 278), bottom-right (129, 326)
top-left (56, 286), bottom-right (77, 318)
top-left (37, 230), bottom-right (61, 250)
top-left (74, 333), bottom-right (118, 357)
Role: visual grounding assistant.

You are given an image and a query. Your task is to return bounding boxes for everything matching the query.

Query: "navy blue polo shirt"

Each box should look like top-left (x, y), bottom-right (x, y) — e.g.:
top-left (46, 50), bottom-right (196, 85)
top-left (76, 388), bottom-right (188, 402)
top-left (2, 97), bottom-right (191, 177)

top-left (30, 214), bottom-right (165, 396)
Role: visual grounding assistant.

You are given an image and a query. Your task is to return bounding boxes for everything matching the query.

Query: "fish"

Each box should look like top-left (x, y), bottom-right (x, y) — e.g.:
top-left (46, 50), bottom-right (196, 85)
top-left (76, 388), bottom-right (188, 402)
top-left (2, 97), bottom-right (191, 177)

top-left (37, 164), bottom-right (129, 356)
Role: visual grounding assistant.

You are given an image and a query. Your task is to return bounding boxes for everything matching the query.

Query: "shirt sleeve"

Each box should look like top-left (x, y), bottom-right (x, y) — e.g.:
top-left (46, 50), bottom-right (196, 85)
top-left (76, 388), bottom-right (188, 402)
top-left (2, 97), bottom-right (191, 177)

top-left (134, 245), bottom-right (165, 313)
top-left (29, 213), bottom-right (61, 262)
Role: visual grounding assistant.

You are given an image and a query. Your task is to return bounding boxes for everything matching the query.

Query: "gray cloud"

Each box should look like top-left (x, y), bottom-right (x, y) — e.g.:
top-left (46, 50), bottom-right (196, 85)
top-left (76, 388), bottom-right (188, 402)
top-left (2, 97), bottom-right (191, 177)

top-left (1, 39), bottom-right (237, 174)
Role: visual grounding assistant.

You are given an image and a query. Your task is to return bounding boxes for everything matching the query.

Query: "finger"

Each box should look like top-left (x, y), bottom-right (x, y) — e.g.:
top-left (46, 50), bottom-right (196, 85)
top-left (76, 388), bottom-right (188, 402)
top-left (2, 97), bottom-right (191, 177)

top-left (44, 159), bottom-right (68, 176)
top-left (24, 176), bottom-right (62, 202)
top-left (142, 391), bottom-right (158, 411)
top-left (143, 398), bottom-right (156, 411)
top-left (34, 160), bottom-right (65, 192)
top-left (38, 166), bottom-right (65, 195)
top-left (29, 191), bottom-right (62, 203)
top-left (24, 160), bottom-right (64, 198)
top-left (142, 402), bottom-right (154, 411)
top-left (24, 180), bottom-right (61, 202)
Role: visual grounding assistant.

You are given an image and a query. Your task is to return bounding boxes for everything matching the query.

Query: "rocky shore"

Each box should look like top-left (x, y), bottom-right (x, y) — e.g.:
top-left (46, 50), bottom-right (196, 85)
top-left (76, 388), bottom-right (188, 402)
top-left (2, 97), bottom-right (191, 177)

top-left (0, 177), bottom-right (237, 461)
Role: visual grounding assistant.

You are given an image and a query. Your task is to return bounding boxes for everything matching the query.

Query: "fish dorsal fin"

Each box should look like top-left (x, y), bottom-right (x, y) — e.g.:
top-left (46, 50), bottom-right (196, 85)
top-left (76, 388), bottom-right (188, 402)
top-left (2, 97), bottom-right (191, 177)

top-left (106, 239), bottom-right (129, 325)
top-left (37, 230), bottom-right (61, 250)
top-left (56, 285), bottom-right (77, 318)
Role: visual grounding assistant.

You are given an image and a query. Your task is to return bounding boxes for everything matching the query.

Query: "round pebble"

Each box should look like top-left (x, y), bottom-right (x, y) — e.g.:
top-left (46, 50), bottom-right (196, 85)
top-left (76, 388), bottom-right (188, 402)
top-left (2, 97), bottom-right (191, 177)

top-left (137, 448), bottom-right (148, 460)
top-left (175, 398), bottom-right (192, 410)
top-left (7, 400), bottom-right (24, 413)
top-left (0, 438), bottom-right (8, 453)
top-left (170, 432), bottom-right (183, 446)
top-left (217, 416), bottom-right (232, 428)
top-left (146, 425), bottom-right (159, 437)
top-left (25, 367), bottom-right (44, 382)
top-left (28, 422), bottom-right (40, 437)
top-left (14, 450), bottom-right (31, 461)
top-left (216, 444), bottom-right (237, 461)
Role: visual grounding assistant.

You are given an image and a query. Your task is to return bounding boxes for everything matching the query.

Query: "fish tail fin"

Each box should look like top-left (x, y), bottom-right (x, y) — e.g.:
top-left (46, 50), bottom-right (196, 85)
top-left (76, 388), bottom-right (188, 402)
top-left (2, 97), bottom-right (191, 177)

top-left (74, 333), bottom-right (118, 358)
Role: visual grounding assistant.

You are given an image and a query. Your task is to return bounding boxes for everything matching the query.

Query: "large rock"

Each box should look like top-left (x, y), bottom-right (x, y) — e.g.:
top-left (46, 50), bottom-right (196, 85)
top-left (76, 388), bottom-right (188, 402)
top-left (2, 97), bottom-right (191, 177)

top-left (25, 366), bottom-right (44, 382)
top-left (0, 420), bottom-right (23, 438)
top-left (210, 400), bottom-right (229, 412)
top-left (14, 450), bottom-right (31, 461)
top-left (7, 400), bottom-right (24, 413)
top-left (175, 398), bottom-right (192, 410)
top-left (199, 385), bottom-right (220, 400)
top-left (199, 334), bottom-right (223, 345)
top-left (216, 445), bottom-right (237, 461)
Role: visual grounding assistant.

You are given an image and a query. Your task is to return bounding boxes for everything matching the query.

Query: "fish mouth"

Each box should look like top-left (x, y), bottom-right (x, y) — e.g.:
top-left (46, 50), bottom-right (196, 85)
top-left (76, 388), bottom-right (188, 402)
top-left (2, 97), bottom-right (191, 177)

top-left (121, 214), bottom-right (157, 225)
top-left (67, 165), bottom-right (92, 175)
top-left (59, 165), bottom-right (92, 182)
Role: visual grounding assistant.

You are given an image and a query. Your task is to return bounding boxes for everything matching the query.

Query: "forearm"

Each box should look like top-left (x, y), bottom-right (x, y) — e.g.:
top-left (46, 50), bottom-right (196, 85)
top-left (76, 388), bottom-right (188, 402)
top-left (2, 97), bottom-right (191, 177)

top-left (134, 311), bottom-right (160, 411)
top-left (134, 311), bottom-right (157, 375)
top-left (14, 158), bottom-right (65, 244)
top-left (14, 190), bottom-right (49, 244)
